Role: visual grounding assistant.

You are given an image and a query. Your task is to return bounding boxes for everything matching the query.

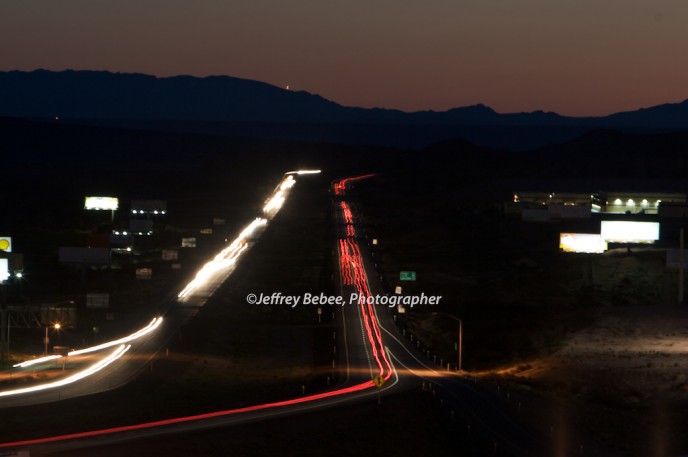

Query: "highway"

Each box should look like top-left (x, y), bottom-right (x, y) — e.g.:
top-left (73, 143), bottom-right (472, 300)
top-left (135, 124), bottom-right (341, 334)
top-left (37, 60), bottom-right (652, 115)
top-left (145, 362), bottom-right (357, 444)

top-left (0, 171), bottom-right (549, 456)
top-left (0, 172), bottom-right (400, 454)
top-left (333, 177), bottom-right (548, 457)
top-left (0, 172), bottom-right (308, 409)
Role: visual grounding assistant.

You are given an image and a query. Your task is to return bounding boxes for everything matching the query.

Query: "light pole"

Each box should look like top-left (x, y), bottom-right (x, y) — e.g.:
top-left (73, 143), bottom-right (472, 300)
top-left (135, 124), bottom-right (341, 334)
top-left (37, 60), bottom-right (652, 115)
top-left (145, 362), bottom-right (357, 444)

top-left (44, 323), bottom-right (60, 356)
top-left (432, 312), bottom-right (463, 373)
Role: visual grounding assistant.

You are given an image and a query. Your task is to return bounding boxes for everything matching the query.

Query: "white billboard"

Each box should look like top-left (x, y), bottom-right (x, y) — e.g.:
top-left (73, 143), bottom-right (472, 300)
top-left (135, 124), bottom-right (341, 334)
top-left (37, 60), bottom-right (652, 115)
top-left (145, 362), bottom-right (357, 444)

top-left (600, 221), bottom-right (660, 243)
top-left (0, 259), bottom-right (9, 282)
top-left (85, 196), bottom-right (119, 211)
top-left (560, 233), bottom-right (607, 253)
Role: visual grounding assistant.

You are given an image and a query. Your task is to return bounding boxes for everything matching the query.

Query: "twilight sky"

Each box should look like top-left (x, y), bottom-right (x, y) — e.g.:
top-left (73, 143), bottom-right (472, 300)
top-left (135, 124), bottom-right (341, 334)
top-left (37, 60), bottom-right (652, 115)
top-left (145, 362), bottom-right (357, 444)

top-left (2, 0), bottom-right (687, 116)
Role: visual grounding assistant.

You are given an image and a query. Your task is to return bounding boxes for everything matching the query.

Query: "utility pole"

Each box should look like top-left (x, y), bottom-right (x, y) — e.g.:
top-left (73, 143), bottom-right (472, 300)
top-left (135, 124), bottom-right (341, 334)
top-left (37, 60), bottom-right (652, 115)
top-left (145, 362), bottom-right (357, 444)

top-left (458, 318), bottom-right (463, 373)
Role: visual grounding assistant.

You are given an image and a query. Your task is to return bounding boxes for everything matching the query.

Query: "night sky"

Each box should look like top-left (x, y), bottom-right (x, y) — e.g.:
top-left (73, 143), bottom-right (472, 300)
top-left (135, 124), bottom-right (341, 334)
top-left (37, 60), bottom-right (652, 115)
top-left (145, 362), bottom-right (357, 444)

top-left (2, 0), bottom-right (687, 116)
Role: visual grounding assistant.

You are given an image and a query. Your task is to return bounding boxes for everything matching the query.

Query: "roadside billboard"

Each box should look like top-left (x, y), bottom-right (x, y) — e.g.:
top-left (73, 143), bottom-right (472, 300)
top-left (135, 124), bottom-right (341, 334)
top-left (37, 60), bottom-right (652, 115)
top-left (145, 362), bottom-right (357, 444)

top-left (0, 258), bottom-right (9, 282)
top-left (85, 196), bottom-right (119, 211)
top-left (600, 221), bottom-right (660, 243)
top-left (0, 236), bottom-right (12, 252)
top-left (559, 233), bottom-right (607, 253)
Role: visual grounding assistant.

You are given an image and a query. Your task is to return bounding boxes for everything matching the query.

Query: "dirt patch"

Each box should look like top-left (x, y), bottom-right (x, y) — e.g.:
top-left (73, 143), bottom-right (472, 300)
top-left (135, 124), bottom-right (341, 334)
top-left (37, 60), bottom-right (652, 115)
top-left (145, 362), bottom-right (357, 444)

top-left (498, 305), bottom-right (688, 456)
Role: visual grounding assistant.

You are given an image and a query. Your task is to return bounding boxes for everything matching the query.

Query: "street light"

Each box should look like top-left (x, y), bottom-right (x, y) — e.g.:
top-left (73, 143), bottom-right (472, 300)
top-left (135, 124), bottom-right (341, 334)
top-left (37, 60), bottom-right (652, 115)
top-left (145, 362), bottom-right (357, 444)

top-left (44, 323), bottom-right (61, 356)
top-left (432, 312), bottom-right (463, 373)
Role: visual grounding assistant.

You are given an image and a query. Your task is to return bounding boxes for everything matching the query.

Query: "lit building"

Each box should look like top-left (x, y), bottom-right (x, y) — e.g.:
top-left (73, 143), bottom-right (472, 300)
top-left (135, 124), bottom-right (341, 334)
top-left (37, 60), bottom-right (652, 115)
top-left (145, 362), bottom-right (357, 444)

top-left (603, 193), bottom-right (686, 215)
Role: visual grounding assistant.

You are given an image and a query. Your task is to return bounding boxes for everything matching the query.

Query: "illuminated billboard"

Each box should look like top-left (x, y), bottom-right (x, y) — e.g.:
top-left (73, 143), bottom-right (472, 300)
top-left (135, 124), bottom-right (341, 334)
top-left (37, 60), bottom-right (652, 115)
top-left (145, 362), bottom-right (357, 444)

top-left (0, 259), bottom-right (8, 282)
top-left (0, 236), bottom-right (11, 252)
top-left (600, 221), bottom-right (660, 243)
top-left (560, 233), bottom-right (607, 253)
top-left (85, 196), bottom-right (119, 211)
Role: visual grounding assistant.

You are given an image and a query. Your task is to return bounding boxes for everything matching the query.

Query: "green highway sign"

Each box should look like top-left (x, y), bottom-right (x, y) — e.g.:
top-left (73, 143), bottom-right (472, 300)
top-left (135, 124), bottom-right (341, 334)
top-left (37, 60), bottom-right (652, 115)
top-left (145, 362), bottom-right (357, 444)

top-left (399, 271), bottom-right (416, 281)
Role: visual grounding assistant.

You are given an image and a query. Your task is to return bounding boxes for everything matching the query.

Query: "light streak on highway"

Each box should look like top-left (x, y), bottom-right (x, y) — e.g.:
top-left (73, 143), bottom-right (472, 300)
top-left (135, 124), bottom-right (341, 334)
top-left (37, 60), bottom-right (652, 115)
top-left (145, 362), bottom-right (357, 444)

top-left (0, 379), bottom-right (375, 449)
top-left (0, 345), bottom-right (130, 398)
top-left (285, 169), bottom-right (322, 175)
top-left (334, 173), bottom-right (375, 196)
top-left (179, 171), bottom-right (318, 302)
top-left (13, 355), bottom-right (62, 368)
top-left (6, 173), bottom-right (298, 396)
top-left (0, 170), bottom-right (406, 451)
top-left (68, 318), bottom-right (163, 356)
top-left (177, 218), bottom-right (266, 299)
top-left (0, 170), bottom-right (543, 457)
top-left (11, 318), bottom-right (163, 370)
top-left (339, 237), bottom-right (392, 380)
top-left (263, 175), bottom-right (295, 215)
top-left (334, 174), bottom-right (393, 381)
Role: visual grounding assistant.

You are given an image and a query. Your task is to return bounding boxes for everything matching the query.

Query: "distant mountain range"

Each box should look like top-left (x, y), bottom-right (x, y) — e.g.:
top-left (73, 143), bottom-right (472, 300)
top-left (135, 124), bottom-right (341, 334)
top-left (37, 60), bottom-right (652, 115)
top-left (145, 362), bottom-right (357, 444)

top-left (1, 69), bottom-right (687, 149)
